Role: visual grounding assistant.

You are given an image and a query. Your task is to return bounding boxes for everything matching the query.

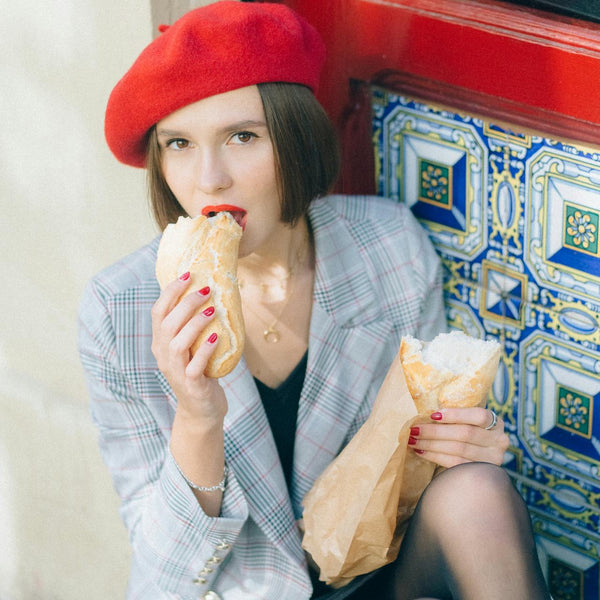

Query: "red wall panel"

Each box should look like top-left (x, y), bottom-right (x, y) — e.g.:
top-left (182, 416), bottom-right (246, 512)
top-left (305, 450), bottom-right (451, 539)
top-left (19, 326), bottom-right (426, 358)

top-left (285, 0), bottom-right (600, 142)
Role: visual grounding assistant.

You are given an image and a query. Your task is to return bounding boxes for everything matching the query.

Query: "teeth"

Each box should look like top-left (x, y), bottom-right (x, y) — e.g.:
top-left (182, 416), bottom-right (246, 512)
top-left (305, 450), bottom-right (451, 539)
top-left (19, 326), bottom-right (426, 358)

top-left (202, 208), bottom-right (245, 229)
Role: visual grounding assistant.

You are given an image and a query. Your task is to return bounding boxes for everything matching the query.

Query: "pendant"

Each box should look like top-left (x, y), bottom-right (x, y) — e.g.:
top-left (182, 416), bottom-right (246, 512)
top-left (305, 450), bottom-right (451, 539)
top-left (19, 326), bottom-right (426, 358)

top-left (264, 326), bottom-right (281, 343)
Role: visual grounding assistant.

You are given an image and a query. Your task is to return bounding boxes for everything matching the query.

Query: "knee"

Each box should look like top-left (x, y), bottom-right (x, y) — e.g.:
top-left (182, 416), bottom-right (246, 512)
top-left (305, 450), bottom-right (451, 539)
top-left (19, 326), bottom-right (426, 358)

top-left (419, 462), bottom-right (518, 521)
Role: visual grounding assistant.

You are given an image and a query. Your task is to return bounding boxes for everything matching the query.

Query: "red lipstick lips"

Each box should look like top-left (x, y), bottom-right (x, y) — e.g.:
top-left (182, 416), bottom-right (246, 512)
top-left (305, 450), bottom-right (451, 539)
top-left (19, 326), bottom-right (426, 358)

top-left (201, 204), bottom-right (247, 229)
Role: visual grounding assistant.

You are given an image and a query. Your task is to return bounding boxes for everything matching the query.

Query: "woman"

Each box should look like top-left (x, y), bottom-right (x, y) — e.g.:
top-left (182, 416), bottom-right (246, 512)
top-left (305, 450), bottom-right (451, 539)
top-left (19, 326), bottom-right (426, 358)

top-left (79, 3), bottom-right (551, 599)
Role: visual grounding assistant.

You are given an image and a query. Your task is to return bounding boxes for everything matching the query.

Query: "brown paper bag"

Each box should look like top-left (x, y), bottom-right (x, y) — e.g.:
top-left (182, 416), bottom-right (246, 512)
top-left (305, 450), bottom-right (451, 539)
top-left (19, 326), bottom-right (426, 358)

top-left (301, 357), bottom-right (435, 587)
top-left (301, 332), bottom-right (500, 587)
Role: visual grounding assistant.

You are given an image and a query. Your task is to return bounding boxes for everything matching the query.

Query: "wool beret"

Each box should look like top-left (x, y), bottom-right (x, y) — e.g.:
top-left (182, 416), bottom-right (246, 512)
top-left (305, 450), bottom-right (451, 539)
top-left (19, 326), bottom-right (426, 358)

top-left (104, 1), bottom-right (326, 167)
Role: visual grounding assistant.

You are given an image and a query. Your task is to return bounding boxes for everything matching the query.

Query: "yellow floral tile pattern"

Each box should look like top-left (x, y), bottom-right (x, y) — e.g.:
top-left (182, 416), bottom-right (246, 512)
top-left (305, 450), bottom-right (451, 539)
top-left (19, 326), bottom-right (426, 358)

top-left (372, 86), bottom-right (600, 599)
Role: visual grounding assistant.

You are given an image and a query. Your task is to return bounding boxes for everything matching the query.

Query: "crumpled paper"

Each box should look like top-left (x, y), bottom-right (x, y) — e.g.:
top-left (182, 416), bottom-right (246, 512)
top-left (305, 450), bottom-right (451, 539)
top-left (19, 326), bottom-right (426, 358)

top-left (301, 356), bottom-right (439, 587)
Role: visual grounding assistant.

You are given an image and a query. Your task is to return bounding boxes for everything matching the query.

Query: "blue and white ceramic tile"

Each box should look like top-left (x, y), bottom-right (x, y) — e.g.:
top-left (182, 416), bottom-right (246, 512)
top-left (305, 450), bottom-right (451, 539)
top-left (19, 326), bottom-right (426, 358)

top-left (372, 86), bottom-right (600, 600)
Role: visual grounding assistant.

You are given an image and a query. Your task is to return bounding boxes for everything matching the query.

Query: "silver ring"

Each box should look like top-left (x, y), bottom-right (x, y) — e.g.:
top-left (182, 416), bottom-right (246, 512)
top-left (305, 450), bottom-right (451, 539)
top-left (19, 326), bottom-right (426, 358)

top-left (484, 409), bottom-right (498, 430)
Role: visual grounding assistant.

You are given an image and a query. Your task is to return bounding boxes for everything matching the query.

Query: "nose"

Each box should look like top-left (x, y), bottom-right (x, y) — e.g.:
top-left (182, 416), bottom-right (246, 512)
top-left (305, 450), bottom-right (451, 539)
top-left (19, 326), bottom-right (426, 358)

top-left (194, 149), bottom-right (232, 194)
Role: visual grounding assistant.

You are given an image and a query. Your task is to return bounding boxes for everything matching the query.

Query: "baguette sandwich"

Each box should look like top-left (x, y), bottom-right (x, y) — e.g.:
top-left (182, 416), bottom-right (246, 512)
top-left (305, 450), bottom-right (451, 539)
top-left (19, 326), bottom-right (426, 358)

top-left (155, 212), bottom-right (245, 378)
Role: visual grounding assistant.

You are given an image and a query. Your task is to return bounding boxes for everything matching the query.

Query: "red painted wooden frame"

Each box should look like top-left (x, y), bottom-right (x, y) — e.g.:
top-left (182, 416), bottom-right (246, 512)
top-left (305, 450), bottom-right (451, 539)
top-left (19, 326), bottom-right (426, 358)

top-left (283, 0), bottom-right (600, 192)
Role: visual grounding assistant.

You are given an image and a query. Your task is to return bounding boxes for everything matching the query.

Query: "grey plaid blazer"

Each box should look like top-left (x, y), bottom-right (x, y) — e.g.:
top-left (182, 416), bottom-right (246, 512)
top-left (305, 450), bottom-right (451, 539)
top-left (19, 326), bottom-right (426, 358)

top-left (78, 195), bottom-right (446, 599)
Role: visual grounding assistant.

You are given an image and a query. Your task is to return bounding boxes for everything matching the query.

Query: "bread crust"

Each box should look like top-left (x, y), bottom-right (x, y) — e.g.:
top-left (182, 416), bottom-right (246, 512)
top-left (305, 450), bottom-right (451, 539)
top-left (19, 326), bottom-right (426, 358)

top-left (399, 331), bottom-right (501, 412)
top-left (155, 213), bottom-right (245, 378)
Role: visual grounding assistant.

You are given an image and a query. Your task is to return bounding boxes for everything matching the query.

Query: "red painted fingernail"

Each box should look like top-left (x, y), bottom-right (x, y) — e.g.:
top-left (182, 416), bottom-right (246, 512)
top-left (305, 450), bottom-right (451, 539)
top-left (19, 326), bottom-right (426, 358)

top-left (408, 436), bottom-right (418, 446)
top-left (431, 412), bottom-right (443, 421)
top-left (198, 286), bottom-right (210, 296)
top-left (410, 426), bottom-right (420, 436)
top-left (203, 306), bottom-right (215, 317)
top-left (414, 449), bottom-right (425, 455)
top-left (179, 271), bottom-right (190, 281)
top-left (207, 333), bottom-right (218, 344)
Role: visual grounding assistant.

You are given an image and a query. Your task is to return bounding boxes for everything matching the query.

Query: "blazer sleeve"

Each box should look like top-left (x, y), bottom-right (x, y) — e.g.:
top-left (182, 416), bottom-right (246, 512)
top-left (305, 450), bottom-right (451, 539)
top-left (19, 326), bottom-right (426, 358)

top-left (78, 277), bottom-right (248, 596)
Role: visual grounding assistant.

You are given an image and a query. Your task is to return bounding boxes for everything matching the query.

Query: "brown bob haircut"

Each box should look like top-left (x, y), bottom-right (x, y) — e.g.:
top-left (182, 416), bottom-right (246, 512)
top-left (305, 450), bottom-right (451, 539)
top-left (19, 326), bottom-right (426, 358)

top-left (146, 82), bottom-right (340, 231)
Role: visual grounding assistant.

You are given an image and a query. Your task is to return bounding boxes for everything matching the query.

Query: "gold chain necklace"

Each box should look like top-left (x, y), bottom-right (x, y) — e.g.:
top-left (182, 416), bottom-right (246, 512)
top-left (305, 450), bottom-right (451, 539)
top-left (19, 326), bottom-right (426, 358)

top-left (239, 250), bottom-right (300, 295)
top-left (239, 229), bottom-right (308, 343)
top-left (239, 227), bottom-right (309, 293)
top-left (242, 282), bottom-right (294, 343)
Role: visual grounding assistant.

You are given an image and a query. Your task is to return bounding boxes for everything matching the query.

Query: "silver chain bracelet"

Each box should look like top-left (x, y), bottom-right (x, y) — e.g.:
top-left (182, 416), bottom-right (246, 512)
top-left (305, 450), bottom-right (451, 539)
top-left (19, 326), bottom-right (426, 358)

top-left (174, 461), bottom-right (229, 493)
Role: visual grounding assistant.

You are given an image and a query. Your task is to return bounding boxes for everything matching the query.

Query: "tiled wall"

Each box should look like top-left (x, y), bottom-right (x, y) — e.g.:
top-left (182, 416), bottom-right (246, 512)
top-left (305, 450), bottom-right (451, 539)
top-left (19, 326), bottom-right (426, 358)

top-left (372, 86), bottom-right (600, 600)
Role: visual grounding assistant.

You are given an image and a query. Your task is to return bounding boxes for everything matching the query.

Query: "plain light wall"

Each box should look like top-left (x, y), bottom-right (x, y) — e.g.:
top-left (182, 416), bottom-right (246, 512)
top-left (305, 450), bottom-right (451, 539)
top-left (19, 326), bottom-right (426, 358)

top-left (0, 1), bottom-right (156, 598)
top-left (1, 1), bottom-right (225, 597)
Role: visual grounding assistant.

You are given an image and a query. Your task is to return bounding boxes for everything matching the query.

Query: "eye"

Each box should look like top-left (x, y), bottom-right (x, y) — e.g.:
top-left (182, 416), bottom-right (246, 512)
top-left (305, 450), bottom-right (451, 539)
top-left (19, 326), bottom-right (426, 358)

top-left (165, 138), bottom-right (190, 151)
top-left (231, 131), bottom-right (257, 144)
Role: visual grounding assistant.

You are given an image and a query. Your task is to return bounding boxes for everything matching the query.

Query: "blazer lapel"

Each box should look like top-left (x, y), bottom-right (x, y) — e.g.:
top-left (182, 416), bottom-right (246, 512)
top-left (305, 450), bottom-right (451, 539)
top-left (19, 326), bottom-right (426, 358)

top-left (292, 306), bottom-right (391, 510)
top-left (291, 199), bottom-right (395, 511)
top-left (220, 360), bottom-right (305, 566)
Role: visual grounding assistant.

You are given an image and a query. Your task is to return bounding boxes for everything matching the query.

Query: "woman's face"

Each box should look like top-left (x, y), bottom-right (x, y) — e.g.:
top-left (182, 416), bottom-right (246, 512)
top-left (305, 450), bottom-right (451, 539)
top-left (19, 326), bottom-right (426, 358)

top-left (156, 85), bottom-right (282, 256)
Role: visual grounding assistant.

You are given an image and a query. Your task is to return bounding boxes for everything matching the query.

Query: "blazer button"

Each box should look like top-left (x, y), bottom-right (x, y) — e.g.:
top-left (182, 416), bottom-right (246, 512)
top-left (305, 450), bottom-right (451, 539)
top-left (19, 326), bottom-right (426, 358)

top-left (203, 592), bottom-right (221, 600)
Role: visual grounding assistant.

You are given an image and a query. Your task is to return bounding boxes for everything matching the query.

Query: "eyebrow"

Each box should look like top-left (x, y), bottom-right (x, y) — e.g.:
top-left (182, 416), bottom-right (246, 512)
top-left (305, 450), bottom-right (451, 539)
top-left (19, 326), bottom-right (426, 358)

top-left (156, 119), bottom-right (268, 138)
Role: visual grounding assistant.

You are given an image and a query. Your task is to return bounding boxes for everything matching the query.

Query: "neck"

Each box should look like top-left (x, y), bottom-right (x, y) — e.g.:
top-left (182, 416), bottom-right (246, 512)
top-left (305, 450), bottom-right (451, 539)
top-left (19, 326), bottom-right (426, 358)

top-left (238, 218), bottom-right (311, 294)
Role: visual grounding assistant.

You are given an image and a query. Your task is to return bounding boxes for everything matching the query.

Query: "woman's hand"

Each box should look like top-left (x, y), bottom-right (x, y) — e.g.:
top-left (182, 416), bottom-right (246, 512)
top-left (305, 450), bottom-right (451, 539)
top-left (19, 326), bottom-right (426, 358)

top-left (152, 273), bottom-right (228, 515)
top-left (151, 272), bottom-right (227, 424)
top-left (407, 407), bottom-right (509, 468)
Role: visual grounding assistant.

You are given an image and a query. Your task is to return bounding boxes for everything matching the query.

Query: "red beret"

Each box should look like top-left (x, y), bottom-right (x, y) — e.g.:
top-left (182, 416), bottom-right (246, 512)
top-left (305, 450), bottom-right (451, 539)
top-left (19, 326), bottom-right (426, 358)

top-left (104, 1), bottom-right (326, 168)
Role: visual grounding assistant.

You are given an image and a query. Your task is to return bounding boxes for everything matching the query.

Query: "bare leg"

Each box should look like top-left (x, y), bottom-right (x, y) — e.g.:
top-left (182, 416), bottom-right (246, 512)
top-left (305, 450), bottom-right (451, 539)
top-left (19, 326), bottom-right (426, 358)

top-left (389, 463), bottom-right (551, 600)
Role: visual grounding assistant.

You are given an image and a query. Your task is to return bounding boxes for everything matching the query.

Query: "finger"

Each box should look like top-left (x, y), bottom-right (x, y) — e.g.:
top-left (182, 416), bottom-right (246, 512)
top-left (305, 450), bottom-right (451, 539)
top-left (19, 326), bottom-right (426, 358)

top-left (430, 407), bottom-right (499, 429)
top-left (409, 439), bottom-right (505, 466)
top-left (151, 272), bottom-right (193, 326)
top-left (413, 418), bottom-right (506, 446)
top-left (160, 286), bottom-right (212, 339)
top-left (409, 423), bottom-right (509, 466)
top-left (167, 306), bottom-right (216, 372)
top-left (185, 332), bottom-right (219, 379)
top-left (411, 448), bottom-right (473, 469)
